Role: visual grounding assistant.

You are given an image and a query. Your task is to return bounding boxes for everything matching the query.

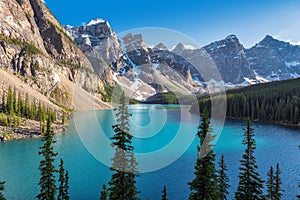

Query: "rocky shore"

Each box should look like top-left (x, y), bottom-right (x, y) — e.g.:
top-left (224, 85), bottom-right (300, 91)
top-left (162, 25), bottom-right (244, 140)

top-left (0, 119), bottom-right (67, 141)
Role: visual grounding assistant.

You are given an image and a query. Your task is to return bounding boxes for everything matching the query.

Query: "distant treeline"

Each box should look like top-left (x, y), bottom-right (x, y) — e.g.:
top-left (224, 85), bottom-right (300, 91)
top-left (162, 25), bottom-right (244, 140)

top-left (191, 78), bottom-right (300, 126)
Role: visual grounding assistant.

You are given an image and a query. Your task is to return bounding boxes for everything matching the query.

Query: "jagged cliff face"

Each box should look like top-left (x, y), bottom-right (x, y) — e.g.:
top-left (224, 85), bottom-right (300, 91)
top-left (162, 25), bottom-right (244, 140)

top-left (246, 35), bottom-right (300, 80)
top-left (120, 33), bottom-right (199, 95)
top-left (203, 35), bottom-right (255, 84)
top-left (0, 0), bottom-right (107, 109)
top-left (66, 17), bottom-right (300, 99)
top-left (65, 19), bottom-right (124, 85)
top-left (68, 22), bottom-right (199, 99)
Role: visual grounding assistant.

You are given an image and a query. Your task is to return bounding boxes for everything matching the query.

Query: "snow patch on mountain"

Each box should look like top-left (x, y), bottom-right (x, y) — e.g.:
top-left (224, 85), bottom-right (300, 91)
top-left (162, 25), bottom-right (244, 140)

top-left (53, 72), bottom-right (61, 84)
top-left (171, 44), bottom-right (197, 51)
top-left (87, 18), bottom-right (106, 26)
top-left (244, 77), bottom-right (257, 85)
top-left (285, 61), bottom-right (300, 68)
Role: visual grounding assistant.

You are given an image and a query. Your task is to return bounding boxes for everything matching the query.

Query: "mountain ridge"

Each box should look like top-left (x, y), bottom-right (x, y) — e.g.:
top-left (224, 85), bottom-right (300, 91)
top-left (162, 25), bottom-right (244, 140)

top-left (66, 18), bottom-right (300, 94)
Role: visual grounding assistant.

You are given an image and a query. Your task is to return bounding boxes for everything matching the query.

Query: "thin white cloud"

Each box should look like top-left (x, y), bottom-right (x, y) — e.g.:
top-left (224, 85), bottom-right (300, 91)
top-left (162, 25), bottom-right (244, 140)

top-left (286, 40), bottom-right (300, 46)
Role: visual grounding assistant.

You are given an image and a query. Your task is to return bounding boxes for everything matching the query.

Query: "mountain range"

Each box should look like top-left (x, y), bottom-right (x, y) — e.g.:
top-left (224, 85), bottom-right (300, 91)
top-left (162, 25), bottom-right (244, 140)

top-left (1, 0), bottom-right (300, 106)
top-left (65, 18), bottom-right (300, 100)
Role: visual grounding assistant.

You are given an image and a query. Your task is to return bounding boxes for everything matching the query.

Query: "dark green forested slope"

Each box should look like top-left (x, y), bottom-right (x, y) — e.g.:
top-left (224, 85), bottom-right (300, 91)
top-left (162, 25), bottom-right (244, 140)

top-left (190, 78), bottom-right (300, 126)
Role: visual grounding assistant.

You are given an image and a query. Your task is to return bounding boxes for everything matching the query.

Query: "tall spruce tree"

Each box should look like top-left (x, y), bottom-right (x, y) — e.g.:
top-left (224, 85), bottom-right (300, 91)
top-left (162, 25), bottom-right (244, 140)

top-left (108, 92), bottom-right (139, 200)
top-left (235, 119), bottom-right (264, 200)
top-left (266, 164), bottom-right (283, 200)
top-left (0, 181), bottom-right (5, 200)
top-left (298, 145), bottom-right (300, 200)
top-left (218, 155), bottom-right (230, 200)
top-left (17, 92), bottom-right (22, 116)
top-left (64, 171), bottom-right (70, 200)
top-left (298, 180), bottom-right (300, 200)
top-left (12, 87), bottom-right (17, 114)
top-left (100, 184), bottom-right (108, 200)
top-left (1, 90), bottom-right (6, 113)
top-left (188, 108), bottom-right (220, 200)
top-left (274, 164), bottom-right (283, 200)
top-left (36, 117), bottom-right (58, 200)
top-left (6, 86), bottom-right (13, 115)
top-left (266, 166), bottom-right (275, 200)
top-left (24, 93), bottom-right (29, 118)
top-left (58, 158), bottom-right (66, 200)
top-left (162, 186), bottom-right (167, 200)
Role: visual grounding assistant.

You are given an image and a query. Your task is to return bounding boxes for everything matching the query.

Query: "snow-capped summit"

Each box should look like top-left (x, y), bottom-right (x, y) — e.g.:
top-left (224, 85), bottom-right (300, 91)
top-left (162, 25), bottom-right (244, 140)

top-left (171, 43), bottom-right (197, 51)
top-left (87, 18), bottom-right (106, 26)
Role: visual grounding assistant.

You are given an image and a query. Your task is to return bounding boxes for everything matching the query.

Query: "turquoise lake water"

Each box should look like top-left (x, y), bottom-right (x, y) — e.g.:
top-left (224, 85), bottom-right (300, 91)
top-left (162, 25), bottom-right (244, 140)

top-left (0, 105), bottom-right (300, 199)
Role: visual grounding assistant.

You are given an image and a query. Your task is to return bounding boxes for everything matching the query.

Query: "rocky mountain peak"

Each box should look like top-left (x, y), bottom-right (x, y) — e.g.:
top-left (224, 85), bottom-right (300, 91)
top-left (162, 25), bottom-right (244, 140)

top-left (153, 43), bottom-right (168, 51)
top-left (205, 34), bottom-right (244, 55)
top-left (87, 18), bottom-right (107, 26)
top-left (0, 0), bottom-right (109, 110)
top-left (246, 35), bottom-right (300, 80)
top-left (66, 18), bottom-right (114, 41)
top-left (173, 43), bottom-right (185, 51)
top-left (263, 34), bottom-right (275, 41)
top-left (122, 33), bottom-right (148, 53)
top-left (204, 35), bottom-right (255, 84)
top-left (225, 34), bottom-right (239, 42)
top-left (257, 35), bottom-right (284, 47)
top-left (65, 18), bottom-right (124, 77)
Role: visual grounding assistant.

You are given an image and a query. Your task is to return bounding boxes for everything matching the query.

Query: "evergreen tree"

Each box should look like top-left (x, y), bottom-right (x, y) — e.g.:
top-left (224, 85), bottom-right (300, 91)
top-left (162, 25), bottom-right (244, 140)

top-left (31, 98), bottom-right (37, 120)
top-left (235, 119), bottom-right (264, 200)
top-left (108, 92), bottom-right (139, 200)
top-left (266, 164), bottom-right (283, 200)
top-left (298, 181), bottom-right (300, 200)
top-left (12, 87), bottom-right (17, 114)
top-left (17, 92), bottom-right (22, 116)
top-left (188, 108), bottom-right (220, 200)
top-left (24, 93), bottom-right (29, 118)
top-left (1, 90), bottom-right (5, 113)
top-left (218, 155), bottom-right (230, 200)
top-left (298, 145), bottom-right (300, 200)
top-left (58, 158), bottom-right (66, 200)
top-left (37, 102), bottom-right (43, 121)
top-left (162, 186), bottom-right (167, 200)
top-left (274, 164), bottom-right (283, 200)
top-left (266, 166), bottom-right (275, 200)
top-left (36, 117), bottom-right (58, 200)
top-left (0, 181), bottom-right (5, 200)
top-left (100, 184), bottom-right (108, 200)
top-left (62, 112), bottom-right (67, 125)
top-left (6, 86), bottom-right (13, 115)
top-left (64, 170), bottom-right (70, 200)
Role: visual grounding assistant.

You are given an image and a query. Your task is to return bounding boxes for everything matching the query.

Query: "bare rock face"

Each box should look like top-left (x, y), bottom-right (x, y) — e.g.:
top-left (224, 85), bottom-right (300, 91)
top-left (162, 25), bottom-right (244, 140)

top-left (66, 22), bottom-right (201, 99)
top-left (246, 35), bottom-right (300, 80)
top-left (0, 0), bottom-right (105, 109)
top-left (153, 43), bottom-right (168, 51)
top-left (203, 35), bottom-right (256, 84)
top-left (65, 19), bottom-right (124, 84)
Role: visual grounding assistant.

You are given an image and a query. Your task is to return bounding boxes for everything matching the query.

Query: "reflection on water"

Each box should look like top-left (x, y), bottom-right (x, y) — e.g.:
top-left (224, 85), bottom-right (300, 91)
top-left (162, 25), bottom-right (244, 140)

top-left (0, 105), bottom-right (299, 199)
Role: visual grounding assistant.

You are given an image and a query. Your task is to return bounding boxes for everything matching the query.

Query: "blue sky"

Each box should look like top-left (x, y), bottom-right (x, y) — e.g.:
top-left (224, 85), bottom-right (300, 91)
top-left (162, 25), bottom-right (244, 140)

top-left (46, 0), bottom-right (300, 48)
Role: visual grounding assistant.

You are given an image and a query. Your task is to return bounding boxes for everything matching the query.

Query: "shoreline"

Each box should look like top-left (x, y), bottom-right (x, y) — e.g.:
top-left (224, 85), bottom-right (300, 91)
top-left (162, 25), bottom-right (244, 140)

top-left (3, 103), bottom-right (299, 142)
top-left (0, 106), bottom-right (113, 142)
top-left (0, 119), bottom-right (68, 142)
top-left (189, 109), bottom-right (300, 129)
